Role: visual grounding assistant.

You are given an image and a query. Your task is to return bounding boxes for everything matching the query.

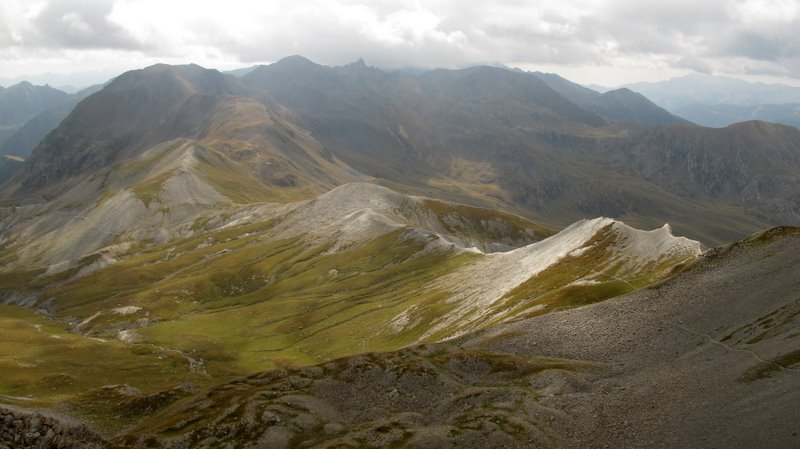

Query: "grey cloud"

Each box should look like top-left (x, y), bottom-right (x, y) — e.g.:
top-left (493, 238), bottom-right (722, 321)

top-left (0, 7), bottom-right (18, 47)
top-left (676, 56), bottom-right (714, 74)
top-left (717, 30), bottom-right (800, 61)
top-left (29, 0), bottom-right (142, 50)
top-left (743, 63), bottom-right (791, 77)
top-left (209, 3), bottom-right (475, 69)
top-left (2, 0), bottom-right (800, 84)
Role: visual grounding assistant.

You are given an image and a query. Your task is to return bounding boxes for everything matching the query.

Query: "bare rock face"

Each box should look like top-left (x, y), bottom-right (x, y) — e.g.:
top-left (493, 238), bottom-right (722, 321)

top-left (0, 407), bottom-right (109, 449)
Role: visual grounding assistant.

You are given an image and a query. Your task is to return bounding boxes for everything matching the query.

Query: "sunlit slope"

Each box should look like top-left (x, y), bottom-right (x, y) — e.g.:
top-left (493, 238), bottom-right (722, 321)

top-left (4, 184), bottom-right (699, 379)
top-left (0, 305), bottom-right (212, 410)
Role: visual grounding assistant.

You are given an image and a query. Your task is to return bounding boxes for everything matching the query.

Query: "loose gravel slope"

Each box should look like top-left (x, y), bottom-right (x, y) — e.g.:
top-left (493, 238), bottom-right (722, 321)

top-left (467, 226), bottom-right (800, 448)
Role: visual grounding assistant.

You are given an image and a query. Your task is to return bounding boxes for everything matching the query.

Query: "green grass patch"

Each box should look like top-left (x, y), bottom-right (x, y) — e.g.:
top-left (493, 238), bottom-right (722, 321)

top-left (194, 148), bottom-right (308, 204)
top-left (492, 225), bottom-right (692, 324)
top-left (0, 305), bottom-right (214, 409)
top-left (131, 171), bottom-right (172, 207)
top-left (137, 230), bottom-right (478, 373)
top-left (25, 221), bottom-right (476, 376)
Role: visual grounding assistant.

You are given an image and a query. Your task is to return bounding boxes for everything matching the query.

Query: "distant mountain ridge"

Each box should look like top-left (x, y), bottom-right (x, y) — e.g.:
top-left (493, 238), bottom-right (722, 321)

top-left (0, 81), bottom-right (103, 164)
top-left (603, 120), bottom-right (800, 224)
top-left (673, 102), bottom-right (800, 129)
top-left (616, 73), bottom-right (800, 128)
top-left (623, 73), bottom-right (800, 108)
top-left (532, 71), bottom-right (690, 126)
top-left (0, 81), bottom-right (69, 126)
top-left (0, 82), bottom-right (71, 159)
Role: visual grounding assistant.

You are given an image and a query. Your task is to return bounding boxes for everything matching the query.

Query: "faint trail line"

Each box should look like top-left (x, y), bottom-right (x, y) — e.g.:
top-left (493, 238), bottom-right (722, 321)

top-left (559, 258), bottom-right (638, 291)
top-left (590, 268), bottom-right (637, 290)
top-left (666, 321), bottom-right (800, 374)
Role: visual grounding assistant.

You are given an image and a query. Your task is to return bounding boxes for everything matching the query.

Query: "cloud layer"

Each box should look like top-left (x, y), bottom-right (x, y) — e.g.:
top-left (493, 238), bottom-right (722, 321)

top-left (1, 0), bottom-right (799, 85)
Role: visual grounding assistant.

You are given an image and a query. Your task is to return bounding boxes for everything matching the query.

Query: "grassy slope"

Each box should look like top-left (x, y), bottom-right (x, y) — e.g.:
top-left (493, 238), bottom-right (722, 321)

top-left (3, 215), bottom-right (696, 371)
top-left (0, 193), bottom-right (700, 435)
top-left (121, 140), bottom-right (311, 207)
top-left (491, 224), bottom-right (692, 325)
top-left (422, 199), bottom-right (555, 244)
top-left (0, 222), bottom-right (474, 432)
top-left (26, 222), bottom-right (477, 375)
top-left (0, 305), bottom-right (211, 409)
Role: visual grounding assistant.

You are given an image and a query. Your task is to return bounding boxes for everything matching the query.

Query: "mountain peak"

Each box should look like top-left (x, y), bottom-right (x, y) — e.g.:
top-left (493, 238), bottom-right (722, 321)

top-left (274, 54), bottom-right (318, 68)
top-left (112, 63), bottom-right (237, 98)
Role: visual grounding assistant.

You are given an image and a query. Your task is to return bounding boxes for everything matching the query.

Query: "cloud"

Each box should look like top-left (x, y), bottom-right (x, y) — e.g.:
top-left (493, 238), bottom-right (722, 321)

top-left (17, 0), bottom-right (142, 50)
top-left (676, 56), bottom-right (713, 74)
top-left (0, 0), bottom-right (799, 84)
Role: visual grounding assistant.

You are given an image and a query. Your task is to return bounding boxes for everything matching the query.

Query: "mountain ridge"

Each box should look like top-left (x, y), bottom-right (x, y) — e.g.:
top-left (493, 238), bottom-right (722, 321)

top-left (532, 71), bottom-right (690, 126)
top-left (615, 73), bottom-right (800, 128)
top-left (4, 59), bottom-right (797, 245)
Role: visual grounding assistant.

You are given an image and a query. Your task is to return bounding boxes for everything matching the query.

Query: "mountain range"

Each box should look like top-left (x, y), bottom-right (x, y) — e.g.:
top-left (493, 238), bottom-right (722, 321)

top-left (7, 57), bottom-right (795, 243)
top-left (601, 73), bottom-right (800, 129)
top-left (1, 57), bottom-right (799, 448)
top-left (0, 81), bottom-right (102, 170)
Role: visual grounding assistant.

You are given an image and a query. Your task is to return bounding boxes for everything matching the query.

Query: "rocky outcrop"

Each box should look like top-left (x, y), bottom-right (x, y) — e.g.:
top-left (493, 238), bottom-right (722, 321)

top-left (0, 407), bottom-right (109, 449)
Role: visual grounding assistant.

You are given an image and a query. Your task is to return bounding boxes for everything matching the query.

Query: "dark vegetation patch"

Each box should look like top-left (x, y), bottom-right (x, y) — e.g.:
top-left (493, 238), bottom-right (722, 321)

top-left (115, 343), bottom-right (599, 449)
top-left (738, 348), bottom-right (800, 383)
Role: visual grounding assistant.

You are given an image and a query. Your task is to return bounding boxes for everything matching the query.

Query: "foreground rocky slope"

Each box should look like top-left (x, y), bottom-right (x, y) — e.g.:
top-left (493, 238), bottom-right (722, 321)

top-left (114, 227), bottom-right (800, 449)
top-left (0, 406), bottom-right (108, 449)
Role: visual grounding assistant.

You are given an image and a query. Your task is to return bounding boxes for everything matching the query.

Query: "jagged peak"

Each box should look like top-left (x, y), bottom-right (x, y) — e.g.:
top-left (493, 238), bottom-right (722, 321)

top-left (608, 220), bottom-right (705, 262)
top-left (414, 216), bottom-right (703, 340)
top-left (338, 57), bottom-right (378, 74)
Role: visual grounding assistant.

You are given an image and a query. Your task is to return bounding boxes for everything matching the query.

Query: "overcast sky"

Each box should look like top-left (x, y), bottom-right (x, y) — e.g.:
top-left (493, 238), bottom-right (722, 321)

top-left (1, 0), bottom-right (800, 88)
